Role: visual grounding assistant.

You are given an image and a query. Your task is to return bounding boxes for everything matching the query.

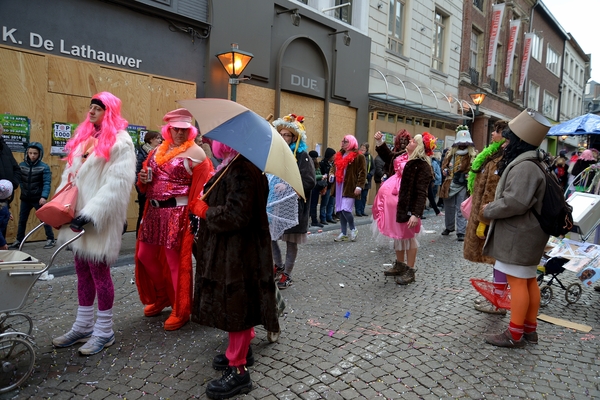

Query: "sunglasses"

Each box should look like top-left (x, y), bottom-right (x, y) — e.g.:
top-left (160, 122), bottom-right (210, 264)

top-left (171, 127), bottom-right (189, 133)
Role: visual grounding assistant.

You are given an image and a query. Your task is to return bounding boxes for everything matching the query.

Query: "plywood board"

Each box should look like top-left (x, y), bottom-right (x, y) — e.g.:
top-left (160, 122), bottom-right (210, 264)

top-left (48, 56), bottom-right (100, 97)
top-left (538, 314), bottom-right (593, 332)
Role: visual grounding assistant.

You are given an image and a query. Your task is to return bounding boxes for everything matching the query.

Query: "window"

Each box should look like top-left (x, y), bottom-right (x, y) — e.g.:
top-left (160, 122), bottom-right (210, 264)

top-left (531, 32), bottom-right (543, 61)
top-left (431, 10), bottom-right (446, 71)
top-left (546, 46), bottom-right (561, 76)
top-left (335, 0), bottom-right (352, 24)
top-left (528, 81), bottom-right (540, 110)
top-left (470, 30), bottom-right (480, 69)
top-left (543, 92), bottom-right (558, 119)
top-left (473, 0), bottom-right (484, 11)
top-left (388, 0), bottom-right (405, 54)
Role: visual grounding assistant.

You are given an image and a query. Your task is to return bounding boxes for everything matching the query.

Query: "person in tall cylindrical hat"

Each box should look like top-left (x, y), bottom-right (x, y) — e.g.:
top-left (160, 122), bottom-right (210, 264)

top-left (440, 125), bottom-right (477, 241)
top-left (271, 114), bottom-right (316, 289)
top-left (482, 108), bottom-right (552, 348)
top-left (135, 108), bottom-right (213, 331)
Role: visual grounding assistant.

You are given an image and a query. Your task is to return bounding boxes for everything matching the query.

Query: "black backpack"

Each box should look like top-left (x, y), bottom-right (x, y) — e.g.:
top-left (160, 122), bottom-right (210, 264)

top-left (529, 160), bottom-right (574, 237)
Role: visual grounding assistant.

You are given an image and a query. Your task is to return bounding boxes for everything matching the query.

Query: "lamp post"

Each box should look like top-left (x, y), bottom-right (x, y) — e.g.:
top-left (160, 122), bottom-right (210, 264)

top-left (469, 90), bottom-right (486, 115)
top-left (216, 43), bottom-right (254, 102)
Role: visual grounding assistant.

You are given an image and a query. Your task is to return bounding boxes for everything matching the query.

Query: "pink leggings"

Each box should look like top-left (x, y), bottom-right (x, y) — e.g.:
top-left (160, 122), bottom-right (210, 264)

top-left (75, 255), bottom-right (114, 311)
top-left (226, 328), bottom-right (255, 367)
top-left (137, 241), bottom-right (180, 293)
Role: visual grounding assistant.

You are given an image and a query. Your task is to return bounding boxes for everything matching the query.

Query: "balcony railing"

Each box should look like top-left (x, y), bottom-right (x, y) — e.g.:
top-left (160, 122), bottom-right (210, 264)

top-left (468, 67), bottom-right (479, 86)
top-left (507, 88), bottom-right (514, 102)
top-left (490, 78), bottom-right (498, 94)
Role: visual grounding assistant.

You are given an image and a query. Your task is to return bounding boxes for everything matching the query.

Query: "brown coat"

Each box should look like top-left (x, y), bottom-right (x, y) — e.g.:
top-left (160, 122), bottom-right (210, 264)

top-left (396, 158), bottom-right (432, 222)
top-left (329, 151), bottom-right (367, 199)
top-left (191, 156), bottom-right (280, 333)
top-left (463, 151), bottom-right (502, 264)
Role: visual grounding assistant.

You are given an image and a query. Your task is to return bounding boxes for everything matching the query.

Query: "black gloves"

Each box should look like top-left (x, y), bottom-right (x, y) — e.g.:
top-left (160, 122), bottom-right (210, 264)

top-left (70, 215), bottom-right (92, 232)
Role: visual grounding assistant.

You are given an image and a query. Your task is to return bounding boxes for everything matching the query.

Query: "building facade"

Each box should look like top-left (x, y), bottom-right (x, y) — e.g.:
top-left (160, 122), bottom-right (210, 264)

top-left (0, 0), bottom-right (372, 236)
top-left (368, 0), bottom-right (466, 151)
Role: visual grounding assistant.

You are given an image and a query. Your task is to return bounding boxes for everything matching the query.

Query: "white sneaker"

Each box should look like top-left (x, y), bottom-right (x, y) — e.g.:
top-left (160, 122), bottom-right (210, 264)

top-left (334, 233), bottom-right (349, 242)
top-left (350, 228), bottom-right (358, 242)
top-left (39, 271), bottom-right (54, 281)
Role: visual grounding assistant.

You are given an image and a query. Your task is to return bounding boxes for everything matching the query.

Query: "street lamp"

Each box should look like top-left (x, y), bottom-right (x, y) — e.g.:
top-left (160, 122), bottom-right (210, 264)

top-left (469, 90), bottom-right (486, 115)
top-left (216, 43), bottom-right (254, 102)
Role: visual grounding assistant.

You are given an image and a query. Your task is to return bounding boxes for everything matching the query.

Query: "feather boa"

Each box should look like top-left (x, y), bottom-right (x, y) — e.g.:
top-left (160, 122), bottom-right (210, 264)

top-left (334, 151), bottom-right (358, 183)
top-left (467, 140), bottom-right (504, 193)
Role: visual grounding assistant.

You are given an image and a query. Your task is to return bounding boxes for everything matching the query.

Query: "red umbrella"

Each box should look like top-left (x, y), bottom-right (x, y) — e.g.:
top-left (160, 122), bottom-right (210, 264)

top-left (470, 278), bottom-right (511, 310)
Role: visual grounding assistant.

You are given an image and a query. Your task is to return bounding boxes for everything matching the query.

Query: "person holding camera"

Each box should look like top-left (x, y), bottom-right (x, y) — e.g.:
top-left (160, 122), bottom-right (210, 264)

top-left (439, 126), bottom-right (477, 241)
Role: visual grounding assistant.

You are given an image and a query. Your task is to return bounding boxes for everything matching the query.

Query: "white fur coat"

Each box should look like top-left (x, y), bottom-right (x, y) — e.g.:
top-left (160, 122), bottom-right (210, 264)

top-left (58, 130), bottom-right (136, 264)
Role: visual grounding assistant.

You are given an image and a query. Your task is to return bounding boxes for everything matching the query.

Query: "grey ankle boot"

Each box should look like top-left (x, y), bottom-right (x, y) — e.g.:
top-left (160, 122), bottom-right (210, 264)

top-left (395, 267), bottom-right (416, 285)
top-left (384, 260), bottom-right (409, 276)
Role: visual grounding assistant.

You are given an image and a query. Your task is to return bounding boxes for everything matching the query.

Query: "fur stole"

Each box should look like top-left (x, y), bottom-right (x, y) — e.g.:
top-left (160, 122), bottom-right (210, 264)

top-left (334, 151), bottom-right (359, 183)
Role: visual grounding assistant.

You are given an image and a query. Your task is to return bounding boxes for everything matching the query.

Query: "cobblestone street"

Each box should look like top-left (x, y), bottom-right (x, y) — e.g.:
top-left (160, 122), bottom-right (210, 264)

top-left (3, 211), bottom-right (600, 399)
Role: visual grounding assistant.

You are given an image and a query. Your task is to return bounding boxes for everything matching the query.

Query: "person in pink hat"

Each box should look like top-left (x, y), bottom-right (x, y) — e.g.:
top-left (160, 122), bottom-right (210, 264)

top-left (135, 108), bottom-right (213, 331)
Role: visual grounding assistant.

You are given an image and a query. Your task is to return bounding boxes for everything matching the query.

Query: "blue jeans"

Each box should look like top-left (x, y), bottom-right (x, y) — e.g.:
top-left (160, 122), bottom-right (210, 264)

top-left (354, 187), bottom-right (370, 215)
top-left (16, 200), bottom-right (55, 242)
top-left (319, 187), bottom-right (335, 221)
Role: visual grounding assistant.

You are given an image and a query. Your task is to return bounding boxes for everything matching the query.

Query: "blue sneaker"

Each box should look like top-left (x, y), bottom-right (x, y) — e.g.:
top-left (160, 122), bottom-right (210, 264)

top-left (52, 330), bottom-right (93, 348)
top-left (78, 334), bottom-right (115, 356)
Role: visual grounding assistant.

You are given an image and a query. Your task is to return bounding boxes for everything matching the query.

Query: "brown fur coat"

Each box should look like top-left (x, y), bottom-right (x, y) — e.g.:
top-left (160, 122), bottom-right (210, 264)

top-left (439, 151), bottom-right (473, 199)
top-left (463, 151), bottom-right (502, 264)
top-left (191, 156), bottom-right (280, 333)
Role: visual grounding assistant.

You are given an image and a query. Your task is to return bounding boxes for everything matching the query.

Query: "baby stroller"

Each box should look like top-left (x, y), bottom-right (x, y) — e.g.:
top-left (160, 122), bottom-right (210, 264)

top-left (537, 256), bottom-right (583, 307)
top-left (0, 223), bottom-right (83, 393)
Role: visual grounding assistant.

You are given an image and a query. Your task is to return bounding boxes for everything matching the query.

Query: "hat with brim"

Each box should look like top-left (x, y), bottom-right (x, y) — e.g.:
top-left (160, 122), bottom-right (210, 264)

top-left (164, 108), bottom-right (193, 129)
top-left (508, 109), bottom-right (551, 147)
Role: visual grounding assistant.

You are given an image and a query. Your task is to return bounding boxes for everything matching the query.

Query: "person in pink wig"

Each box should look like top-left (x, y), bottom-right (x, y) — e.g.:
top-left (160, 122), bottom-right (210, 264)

top-left (330, 134), bottom-right (366, 242)
top-left (52, 92), bottom-right (136, 355)
top-left (135, 108), bottom-right (213, 331)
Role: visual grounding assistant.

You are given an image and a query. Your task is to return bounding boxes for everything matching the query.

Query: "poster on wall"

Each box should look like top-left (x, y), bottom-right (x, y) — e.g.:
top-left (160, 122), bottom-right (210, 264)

top-left (51, 122), bottom-right (78, 156)
top-left (0, 114), bottom-right (30, 153)
top-left (127, 124), bottom-right (147, 149)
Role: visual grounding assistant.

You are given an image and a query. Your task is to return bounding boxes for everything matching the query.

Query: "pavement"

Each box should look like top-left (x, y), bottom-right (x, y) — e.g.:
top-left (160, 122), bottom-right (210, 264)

top-left (2, 206), bottom-right (600, 399)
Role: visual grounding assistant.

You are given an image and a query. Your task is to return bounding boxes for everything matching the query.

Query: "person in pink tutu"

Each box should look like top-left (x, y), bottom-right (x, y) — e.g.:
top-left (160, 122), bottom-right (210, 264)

top-left (372, 131), bottom-right (434, 284)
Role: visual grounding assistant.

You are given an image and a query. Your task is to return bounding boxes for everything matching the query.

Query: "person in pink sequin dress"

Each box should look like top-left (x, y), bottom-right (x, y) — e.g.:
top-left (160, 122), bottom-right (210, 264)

top-left (135, 108), bottom-right (213, 331)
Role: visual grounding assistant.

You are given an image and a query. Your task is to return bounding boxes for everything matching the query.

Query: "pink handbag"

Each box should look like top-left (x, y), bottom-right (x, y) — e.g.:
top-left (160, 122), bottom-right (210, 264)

top-left (460, 196), bottom-right (472, 219)
top-left (36, 180), bottom-right (78, 230)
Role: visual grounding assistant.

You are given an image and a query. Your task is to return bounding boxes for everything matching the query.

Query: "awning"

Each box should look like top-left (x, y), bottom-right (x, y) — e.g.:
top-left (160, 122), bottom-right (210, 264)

top-left (369, 67), bottom-right (475, 122)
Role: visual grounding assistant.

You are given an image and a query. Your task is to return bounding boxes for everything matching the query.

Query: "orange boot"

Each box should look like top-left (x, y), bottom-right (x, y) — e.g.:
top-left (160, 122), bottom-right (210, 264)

top-left (144, 296), bottom-right (171, 317)
top-left (164, 304), bottom-right (189, 331)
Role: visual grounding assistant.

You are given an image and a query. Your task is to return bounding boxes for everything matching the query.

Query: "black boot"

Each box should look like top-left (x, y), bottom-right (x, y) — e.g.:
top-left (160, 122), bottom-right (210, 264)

top-left (311, 219), bottom-right (323, 228)
top-left (206, 366), bottom-right (252, 399)
top-left (395, 267), bottom-right (416, 285)
top-left (212, 346), bottom-right (254, 370)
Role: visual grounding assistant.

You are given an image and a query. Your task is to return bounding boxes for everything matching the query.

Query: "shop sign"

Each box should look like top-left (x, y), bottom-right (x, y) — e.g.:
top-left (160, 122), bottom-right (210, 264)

top-left (281, 67), bottom-right (325, 99)
top-left (2, 26), bottom-right (143, 69)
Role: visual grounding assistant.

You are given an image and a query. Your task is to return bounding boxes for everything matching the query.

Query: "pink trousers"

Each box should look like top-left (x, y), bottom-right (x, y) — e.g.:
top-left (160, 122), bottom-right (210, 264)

top-left (225, 327), bottom-right (255, 367)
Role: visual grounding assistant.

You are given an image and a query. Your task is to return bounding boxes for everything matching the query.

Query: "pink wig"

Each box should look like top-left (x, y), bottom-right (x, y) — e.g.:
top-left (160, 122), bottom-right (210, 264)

top-left (161, 124), bottom-right (199, 143)
top-left (212, 141), bottom-right (238, 160)
top-left (65, 92), bottom-right (128, 165)
top-left (343, 135), bottom-right (358, 151)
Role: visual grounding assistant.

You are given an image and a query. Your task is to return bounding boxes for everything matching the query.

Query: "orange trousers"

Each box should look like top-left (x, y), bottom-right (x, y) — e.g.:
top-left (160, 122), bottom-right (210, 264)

top-left (506, 275), bottom-right (540, 327)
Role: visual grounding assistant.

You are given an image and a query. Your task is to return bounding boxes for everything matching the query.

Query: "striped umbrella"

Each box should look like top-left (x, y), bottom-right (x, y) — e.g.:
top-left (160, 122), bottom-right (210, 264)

top-left (178, 98), bottom-right (304, 199)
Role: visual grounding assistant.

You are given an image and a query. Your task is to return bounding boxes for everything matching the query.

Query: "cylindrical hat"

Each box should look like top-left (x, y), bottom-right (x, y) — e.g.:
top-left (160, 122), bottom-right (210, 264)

top-left (508, 109), bottom-right (551, 147)
top-left (163, 108), bottom-right (193, 129)
top-left (453, 125), bottom-right (474, 147)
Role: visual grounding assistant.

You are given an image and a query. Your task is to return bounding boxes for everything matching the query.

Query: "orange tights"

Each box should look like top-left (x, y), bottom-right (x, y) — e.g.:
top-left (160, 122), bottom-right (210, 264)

top-left (506, 275), bottom-right (540, 326)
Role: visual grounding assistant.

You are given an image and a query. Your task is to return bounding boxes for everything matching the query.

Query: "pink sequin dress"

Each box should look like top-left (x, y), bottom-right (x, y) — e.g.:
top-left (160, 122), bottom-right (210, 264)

top-left (371, 153), bottom-right (421, 249)
top-left (138, 157), bottom-right (192, 249)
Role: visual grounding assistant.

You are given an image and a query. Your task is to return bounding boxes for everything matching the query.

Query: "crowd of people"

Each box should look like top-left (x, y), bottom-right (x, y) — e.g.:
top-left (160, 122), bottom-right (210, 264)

top-left (4, 90), bottom-right (600, 398)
